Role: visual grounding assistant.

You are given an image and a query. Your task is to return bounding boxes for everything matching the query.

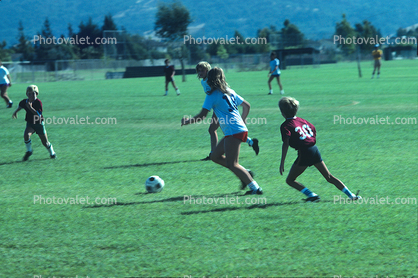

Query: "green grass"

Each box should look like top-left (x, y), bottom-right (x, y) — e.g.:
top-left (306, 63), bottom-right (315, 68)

top-left (1, 60), bottom-right (417, 277)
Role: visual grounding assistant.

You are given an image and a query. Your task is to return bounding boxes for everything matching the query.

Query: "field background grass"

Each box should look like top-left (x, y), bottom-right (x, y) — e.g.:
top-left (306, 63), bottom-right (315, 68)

top-left (1, 60), bottom-right (417, 277)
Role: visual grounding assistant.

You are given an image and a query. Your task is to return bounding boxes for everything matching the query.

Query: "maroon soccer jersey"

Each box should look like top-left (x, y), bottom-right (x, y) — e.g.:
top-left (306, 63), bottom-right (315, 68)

top-left (18, 98), bottom-right (43, 124)
top-left (164, 65), bottom-right (174, 78)
top-left (280, 117), bottom-right (317, 150)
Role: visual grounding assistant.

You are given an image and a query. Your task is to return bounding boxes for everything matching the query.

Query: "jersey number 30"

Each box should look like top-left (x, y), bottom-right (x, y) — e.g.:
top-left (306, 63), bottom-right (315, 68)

top-left (295, 124), bottom-right (314, 140)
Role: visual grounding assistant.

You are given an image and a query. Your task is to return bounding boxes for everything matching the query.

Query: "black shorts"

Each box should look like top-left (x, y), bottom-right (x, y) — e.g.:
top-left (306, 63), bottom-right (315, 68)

top-left (294, 145), bottom-right (322, 167)
top-left (165, 77), bottom-right (173, 82)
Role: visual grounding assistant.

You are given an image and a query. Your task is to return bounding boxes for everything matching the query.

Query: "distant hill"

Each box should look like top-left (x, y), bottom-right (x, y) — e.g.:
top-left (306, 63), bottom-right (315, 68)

top-left (1, 0), bottom-right (417, 48)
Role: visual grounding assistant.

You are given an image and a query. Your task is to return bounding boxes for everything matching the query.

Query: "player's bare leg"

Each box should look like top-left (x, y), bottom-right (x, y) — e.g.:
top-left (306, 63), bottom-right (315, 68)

top-left (285, 163), bottom-right (308, 191)
top-left (276, 76), bottom-right (284, 94)
top-left (313, 161), bottom-right (345, 190)
top-left (211, 136), bottom-right (261, 193)
top-left (23, 126), bottom-right (34, 161)
top-left (171, 80), bottom-right (180, 95)
top-left (209, 115), bottom-right (219, 152)
top-left (314, 161), bottom-right (359, 199)
top-left (38, 133), bottom-right (56, 158)
top-left (1, 85), bottom-right (12, 106)
top-left (164, 80), bottom-right (169, 95)
top-left (286, 163), bottom-right (319, 201)
top-left (267, 75), bottom-right (274, 94)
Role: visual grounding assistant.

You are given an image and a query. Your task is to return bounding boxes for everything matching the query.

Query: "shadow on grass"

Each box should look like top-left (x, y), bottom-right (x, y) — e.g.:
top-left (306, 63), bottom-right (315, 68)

top-left (103, 159), bottom-right (203, 169)
top-left (83, 191), bottom-right (244, 209)
top-left (0, 158), bottom-right (50, 166)
top-left (83, 192), bottom-right (334, 212)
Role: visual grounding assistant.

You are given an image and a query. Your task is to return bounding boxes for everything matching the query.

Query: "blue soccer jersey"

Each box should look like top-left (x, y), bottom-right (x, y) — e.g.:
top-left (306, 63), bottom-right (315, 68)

top-left (202, 88), bottom-right (247, 136)
top-left (270, 58), bottom-right (281, 75)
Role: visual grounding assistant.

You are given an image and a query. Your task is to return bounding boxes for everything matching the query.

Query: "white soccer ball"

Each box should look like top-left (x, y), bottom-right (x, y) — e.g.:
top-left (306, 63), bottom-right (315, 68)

top-left (145, 176), bottom-right (165, 193)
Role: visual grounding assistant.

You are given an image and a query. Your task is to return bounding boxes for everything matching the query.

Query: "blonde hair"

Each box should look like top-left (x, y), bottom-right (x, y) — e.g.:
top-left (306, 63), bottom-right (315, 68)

top-left (196, 61), bottom-right (211, 79)
top-left (207, 67), bottom-right (230, 95)
top-left (278, 97), bottom-right (299, 118)
top-left (26, 85), bottom-right (39, 97)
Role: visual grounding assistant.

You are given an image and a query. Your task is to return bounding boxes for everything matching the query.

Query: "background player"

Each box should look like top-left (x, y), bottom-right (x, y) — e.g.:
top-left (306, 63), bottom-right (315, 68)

top-left (0, 60), bottom-right (13, 108)
top-left (182, 67), bottom-right (262, 195)
top-left (371, 44), bottom-right (382, 79)
top-left (196, 61), bottom-right (259, 161)
top-left (268, 52), bottom-right (284, 95)
top-left (12, 85), bottom-right (56, 161)
top-left (278, 96), bottom-right (360, 202)
top-left (164, 59), bottom-right (180, 96)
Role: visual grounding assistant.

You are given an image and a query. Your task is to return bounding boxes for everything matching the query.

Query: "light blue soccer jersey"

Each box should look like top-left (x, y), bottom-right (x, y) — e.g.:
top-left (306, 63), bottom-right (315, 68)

top-left (201, 78), bottom-right (211, 94)
top-left (0, 66), bottom-right (10, 84)
top-left (202, 88), bottom-right (247, 136)
top-left (270, 58), bottom-right (281, 75)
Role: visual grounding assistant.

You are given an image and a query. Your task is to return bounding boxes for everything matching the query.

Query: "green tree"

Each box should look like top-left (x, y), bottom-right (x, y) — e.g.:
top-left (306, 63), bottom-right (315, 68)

top-left (154, 1), bottom-right (192, 40)
top-left (154, 1), bottom-right (192, 81)
top-left (334, 14), bottom-right (356, 55)
top-left (34, 17), bottom-right (55, 61)
top-left (14, 21), bottom-right (34, 61)
top-left (0, 41), bottom-right (12, 61)
top-left (281, 19), bottom-right (304, 48)
top-left (77, 17), bottom-right (103, 59)
top-left (217, 44), bottom-right (229, 60)
top-left (355, 20), bottom-right (381, 53)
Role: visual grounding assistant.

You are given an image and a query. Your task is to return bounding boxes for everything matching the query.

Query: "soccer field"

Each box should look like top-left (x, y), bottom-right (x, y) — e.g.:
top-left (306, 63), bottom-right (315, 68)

top-left (1, 60), bottom-right (417, 277)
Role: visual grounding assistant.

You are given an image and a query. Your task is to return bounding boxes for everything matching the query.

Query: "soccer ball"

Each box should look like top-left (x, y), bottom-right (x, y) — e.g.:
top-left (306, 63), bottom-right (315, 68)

top-left (145, 176), bottom-right (165, 193)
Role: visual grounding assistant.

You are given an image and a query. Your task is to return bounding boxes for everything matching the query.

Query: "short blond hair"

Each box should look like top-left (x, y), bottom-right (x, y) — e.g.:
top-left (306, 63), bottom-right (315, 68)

top-left (278, 97), bottom-right (299, 118)
top-left (196, 61), bottom-right (211, 79)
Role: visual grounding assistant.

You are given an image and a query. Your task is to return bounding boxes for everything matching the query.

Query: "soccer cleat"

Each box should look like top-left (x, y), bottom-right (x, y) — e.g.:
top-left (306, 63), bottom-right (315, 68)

top-left (176, 89), bottom-right (181, 96)
top-left (304, 195), bottom-right (320, 202)
top-left (244, 187), bottom-right (263, 195)
top-left (268, 92), bottom-right (273, 95)
top-left (23, 151), bottom-right (33, 161)
top-left (352, 190), bottom-right (361, 200)
top-left (251, 138), bottom-right (259, 155)
top-left (6, 102), bottom-right (13, 108)
top-left (50, 154), bottom-right (56, 159)
top-left (240, 169), bottom-right (255, 190)
top-left (201, 153), bottom-right (211, 161)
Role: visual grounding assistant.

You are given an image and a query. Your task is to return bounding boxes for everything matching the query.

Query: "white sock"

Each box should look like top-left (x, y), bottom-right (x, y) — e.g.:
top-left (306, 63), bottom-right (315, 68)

top-left (280, 90), bottom-right (285, 95)
top-left (247, 180), bottom-right (260, 191)
top-left (269, 89), bottom-right (273, 94)
top-left (342, 187), bottom-right (355, 199)
top-left (46, 142), bottom-right (55, 156)
top-left (301, 187), bottom-right (317, 197)
top-left (247, 137), bottom-right (253, 146)
top-left (25, 139), bottom-right (32, 152)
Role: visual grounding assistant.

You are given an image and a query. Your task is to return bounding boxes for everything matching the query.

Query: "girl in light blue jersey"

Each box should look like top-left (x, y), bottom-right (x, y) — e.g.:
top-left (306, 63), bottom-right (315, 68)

top-left (182, 67), bottom-right (262, 195)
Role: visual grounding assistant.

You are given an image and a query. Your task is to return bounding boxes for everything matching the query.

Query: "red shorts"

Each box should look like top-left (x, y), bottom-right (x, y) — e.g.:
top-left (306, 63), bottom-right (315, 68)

top-left (225, 131), bottom-right (248, 142)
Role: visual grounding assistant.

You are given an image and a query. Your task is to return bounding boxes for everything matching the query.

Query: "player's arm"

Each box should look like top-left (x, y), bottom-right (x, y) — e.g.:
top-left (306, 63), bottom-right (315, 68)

top-left (181, 108), bottom-right (209, 126)
top-left (26, 101), bottom-right (41, 116)
top-left (240, 100), bottom-right (250, 123)
top-left (7, 74), bottom-right (12, 86)
top-left (12, 106), bottom-right (22, 118)
top-left (280, 136), bottom-right (290, 175)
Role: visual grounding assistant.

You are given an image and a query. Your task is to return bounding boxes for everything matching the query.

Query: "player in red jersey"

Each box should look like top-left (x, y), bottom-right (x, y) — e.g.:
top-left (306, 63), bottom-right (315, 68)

top-left (12, 85), bottom-right (56, 161)
top-left (278, 96), bottom-right (360, 202)
top-left (163, 59), bottom-right (180, 96)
